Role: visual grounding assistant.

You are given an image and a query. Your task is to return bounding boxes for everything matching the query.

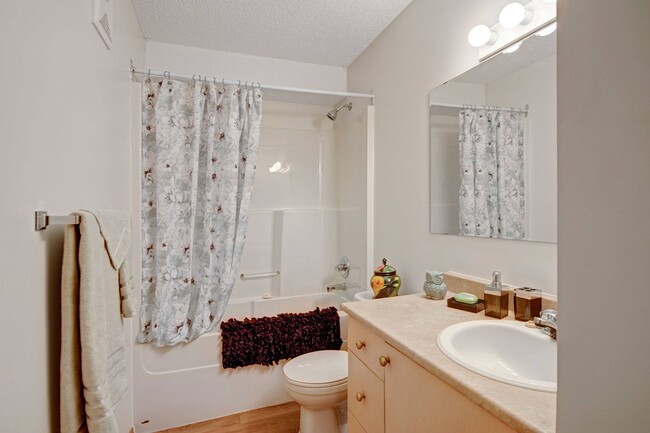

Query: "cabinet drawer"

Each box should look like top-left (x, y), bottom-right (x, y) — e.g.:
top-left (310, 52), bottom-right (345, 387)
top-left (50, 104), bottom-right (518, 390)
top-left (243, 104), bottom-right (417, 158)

top-left (349, 318), bottom-right (387, 380)
top-left (348, 351), bottom-right (384, 433)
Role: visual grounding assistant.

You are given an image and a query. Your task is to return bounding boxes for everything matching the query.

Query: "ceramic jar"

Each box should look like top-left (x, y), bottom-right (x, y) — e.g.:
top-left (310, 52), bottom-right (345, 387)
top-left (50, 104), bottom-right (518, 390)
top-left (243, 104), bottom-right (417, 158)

top-left (370, 258), bottom-right (401, 299)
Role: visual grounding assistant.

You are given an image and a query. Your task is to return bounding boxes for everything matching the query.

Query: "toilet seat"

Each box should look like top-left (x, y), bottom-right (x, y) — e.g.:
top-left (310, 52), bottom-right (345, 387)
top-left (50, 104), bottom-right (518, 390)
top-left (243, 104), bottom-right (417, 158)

top-left (283, 350), bottom-right (348, 387)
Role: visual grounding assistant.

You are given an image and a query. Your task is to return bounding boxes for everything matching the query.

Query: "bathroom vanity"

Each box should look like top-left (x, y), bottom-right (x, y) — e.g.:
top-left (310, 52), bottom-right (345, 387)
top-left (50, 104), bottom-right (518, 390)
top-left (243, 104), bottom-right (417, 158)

top-left (342, 294), bottom-right (556, 433)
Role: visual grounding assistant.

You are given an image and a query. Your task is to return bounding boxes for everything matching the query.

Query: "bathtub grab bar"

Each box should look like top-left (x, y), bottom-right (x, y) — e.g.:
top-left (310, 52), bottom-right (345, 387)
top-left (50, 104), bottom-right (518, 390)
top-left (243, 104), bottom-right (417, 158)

top-left (240, 271), bottom-right (280, 280)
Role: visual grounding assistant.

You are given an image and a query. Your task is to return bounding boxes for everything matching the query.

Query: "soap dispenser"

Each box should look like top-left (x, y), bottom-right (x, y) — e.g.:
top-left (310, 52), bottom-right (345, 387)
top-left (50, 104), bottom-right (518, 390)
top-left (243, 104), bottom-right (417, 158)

top-left (484, 271), bottom-right (509, 319)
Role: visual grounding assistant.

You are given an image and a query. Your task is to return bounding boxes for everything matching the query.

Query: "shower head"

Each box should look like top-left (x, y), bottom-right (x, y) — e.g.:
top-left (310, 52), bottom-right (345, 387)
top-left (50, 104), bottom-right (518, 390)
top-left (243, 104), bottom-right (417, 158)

top-left (326, 102), bottom-right (352, 121)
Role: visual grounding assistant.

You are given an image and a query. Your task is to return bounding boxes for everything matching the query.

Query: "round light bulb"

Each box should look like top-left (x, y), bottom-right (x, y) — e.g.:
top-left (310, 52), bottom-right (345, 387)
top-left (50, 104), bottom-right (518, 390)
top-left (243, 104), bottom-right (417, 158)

top-left (499, 3), bottom-right (532, 29)
top-left (502, 43), bottom-right (522, 54)
top-left (535, 22), bottom-right (557, 37)
top-left (467, 24), bottom-right (496, 48)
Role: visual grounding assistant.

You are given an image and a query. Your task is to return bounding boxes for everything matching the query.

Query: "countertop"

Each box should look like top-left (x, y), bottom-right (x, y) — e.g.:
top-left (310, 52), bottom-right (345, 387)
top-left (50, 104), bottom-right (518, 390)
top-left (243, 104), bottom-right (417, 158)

top-left (341, 293), bottom-right (556, 433)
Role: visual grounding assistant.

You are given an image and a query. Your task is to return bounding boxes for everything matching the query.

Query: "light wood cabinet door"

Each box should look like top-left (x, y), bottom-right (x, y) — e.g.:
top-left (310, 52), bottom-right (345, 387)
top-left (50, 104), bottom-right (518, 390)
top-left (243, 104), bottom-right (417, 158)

top-left (383, 343), bottom-right (517, 433)
top-left (348, 351), bottom-right (384, 433)
top-left (348, 411), bottom-right (367, 433)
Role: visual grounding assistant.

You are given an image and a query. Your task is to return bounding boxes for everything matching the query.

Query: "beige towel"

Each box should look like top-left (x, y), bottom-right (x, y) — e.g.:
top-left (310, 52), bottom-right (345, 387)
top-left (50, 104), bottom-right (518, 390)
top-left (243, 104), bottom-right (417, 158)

top-left (60, 210), bottom-right (136, 433)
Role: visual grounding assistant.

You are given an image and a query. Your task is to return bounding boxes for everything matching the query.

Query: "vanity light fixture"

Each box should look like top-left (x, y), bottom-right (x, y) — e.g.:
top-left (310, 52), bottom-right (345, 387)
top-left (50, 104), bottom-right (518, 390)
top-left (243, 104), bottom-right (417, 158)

top-left (535, 21), bottom-right (557, 36)
top-left (499, 2), bottom-right (533, 29)
top-left (502, 43), bottom-right (522, 54)
top-left (468, 0), bottom-right (555, 59)
top-left (468, 24), bottom-right (498, 48)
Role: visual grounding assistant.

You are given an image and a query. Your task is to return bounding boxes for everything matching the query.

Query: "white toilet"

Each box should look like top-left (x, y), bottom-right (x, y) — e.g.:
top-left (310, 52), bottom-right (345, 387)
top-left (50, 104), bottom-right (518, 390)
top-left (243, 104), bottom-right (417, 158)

top-left (283, 350), bottom-right (348, 433)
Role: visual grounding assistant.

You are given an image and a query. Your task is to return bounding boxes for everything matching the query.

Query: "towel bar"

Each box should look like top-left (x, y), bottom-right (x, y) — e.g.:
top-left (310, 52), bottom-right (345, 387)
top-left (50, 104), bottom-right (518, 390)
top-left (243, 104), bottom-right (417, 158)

top-left (35, 211), bottom-right (80, 231)
top-left (240, 271), bottom-right (280, 280)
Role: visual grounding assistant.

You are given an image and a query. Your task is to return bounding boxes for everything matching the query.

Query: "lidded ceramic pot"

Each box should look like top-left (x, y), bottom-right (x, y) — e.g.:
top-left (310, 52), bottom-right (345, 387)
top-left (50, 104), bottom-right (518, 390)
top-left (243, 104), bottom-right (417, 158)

top-left (370, 258), bottom-right (401, 299)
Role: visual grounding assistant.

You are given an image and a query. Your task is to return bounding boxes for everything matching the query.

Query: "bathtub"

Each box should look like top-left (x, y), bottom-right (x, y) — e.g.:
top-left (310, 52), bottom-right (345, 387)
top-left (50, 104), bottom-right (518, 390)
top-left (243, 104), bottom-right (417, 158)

top-left (133, 292), bottom-right (350, 433)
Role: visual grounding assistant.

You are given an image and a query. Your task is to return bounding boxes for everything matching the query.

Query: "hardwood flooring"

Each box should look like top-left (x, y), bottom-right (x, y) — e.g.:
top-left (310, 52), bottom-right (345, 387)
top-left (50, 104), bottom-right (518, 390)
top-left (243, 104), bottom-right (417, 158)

top-left (155, 402), bottom-right (300, 433)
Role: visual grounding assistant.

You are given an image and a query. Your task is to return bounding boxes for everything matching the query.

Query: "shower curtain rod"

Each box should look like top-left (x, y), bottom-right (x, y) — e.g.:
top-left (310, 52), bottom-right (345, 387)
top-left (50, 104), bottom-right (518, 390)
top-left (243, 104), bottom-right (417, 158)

top-left (130, 62), bottom-right (375, 104)
top-left (430, 102), bottom-right (528, 113)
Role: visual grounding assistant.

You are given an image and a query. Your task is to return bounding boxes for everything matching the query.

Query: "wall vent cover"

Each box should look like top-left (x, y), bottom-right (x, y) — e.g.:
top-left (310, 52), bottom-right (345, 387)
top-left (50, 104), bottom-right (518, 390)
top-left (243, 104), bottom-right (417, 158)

top-left (92, 0), bottom-right (113, 50)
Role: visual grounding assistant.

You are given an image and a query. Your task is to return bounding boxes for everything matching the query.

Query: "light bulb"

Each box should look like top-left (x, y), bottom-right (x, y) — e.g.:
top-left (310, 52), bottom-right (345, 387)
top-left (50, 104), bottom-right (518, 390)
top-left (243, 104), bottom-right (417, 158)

top-left (499, 3), bottom-right (533, 29)
top-left (535, 22), bottom-right (557, 37)
top-left (467, 24), bottom-right (497, 48)
top-left (502, 43), bottom-right (521, 54)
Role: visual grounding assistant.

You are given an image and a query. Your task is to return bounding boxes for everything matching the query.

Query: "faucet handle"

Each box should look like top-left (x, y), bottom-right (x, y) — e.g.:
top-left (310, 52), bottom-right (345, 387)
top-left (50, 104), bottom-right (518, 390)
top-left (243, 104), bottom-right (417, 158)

top-left (539, 309), bottom-right (557, 322)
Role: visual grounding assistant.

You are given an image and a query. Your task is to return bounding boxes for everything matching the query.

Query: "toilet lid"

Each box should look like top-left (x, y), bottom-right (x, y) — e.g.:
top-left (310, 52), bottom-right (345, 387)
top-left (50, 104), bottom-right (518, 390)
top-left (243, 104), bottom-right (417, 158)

top-left (283, 350), bottom-right (348, 385)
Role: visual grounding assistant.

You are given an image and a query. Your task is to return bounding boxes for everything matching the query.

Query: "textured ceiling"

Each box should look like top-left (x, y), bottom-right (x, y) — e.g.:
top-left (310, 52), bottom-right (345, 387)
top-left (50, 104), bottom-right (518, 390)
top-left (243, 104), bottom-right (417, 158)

top-left (132, 0), bottom-right (414, 66)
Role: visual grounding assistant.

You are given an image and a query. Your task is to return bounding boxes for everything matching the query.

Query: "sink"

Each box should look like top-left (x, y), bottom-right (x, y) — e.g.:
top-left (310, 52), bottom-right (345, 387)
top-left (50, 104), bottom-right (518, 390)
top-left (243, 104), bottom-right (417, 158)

top-left (354, 290), bottom-right (375, 301)
top-left (437, 320), bottom-right (557, 392)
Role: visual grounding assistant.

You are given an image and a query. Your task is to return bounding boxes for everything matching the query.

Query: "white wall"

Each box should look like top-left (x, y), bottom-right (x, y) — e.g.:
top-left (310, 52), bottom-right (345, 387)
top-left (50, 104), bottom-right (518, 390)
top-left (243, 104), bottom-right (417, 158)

top-left (0, 1), bottom-right (144, 432)
top-left (557, 1), bottom-right (650, 432)
top-left (144, 41), bottom-right (347, 94)
top-left (347, 0), bottom-right (557, 294)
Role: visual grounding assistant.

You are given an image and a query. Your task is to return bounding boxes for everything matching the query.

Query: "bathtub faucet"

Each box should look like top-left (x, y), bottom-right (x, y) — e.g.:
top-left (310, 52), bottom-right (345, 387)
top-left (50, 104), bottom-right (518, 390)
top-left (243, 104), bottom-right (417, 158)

top-left (326, 283), bottom-right (347, 293)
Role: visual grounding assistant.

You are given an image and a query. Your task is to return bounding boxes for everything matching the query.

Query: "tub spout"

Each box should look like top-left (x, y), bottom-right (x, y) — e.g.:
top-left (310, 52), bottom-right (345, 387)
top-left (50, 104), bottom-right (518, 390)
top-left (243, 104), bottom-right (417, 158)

top-left (326, 283), bottom-right (347, 293)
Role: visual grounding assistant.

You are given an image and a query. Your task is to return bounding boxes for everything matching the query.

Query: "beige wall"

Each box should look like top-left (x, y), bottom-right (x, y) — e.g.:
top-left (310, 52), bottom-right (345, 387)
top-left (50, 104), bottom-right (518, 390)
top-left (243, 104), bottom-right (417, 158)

top-left (347, 0), bottom-right (557, 294)
top-left (557, 1), bottom-right (650, 432)
top-left (0, 1), bottom-right (144, 432)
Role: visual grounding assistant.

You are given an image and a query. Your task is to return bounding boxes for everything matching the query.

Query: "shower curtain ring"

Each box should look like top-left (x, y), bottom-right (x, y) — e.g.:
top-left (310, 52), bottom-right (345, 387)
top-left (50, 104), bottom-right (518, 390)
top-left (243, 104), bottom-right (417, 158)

top-left (213, 76), bottom-right (217, 85)
top-left (222, 78), bottom-right (225, 88)
top-left (192, 74), bottom-right (199, 83)
top-left (238, 80), bottom-right (241, 88)
top-left (147, 69), bottom-right (151, 81)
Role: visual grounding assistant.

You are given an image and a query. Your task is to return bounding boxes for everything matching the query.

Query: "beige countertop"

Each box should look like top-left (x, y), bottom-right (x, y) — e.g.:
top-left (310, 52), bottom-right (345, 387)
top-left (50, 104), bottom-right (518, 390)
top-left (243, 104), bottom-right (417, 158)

top-left (341, 293), bottom-right (556, 433)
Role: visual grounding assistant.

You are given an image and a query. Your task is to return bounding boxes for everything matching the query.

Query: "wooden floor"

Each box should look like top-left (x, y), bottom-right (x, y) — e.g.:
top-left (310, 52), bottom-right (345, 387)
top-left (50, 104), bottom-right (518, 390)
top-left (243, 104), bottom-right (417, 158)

top-left (155, 402), bottom-right (300, 433)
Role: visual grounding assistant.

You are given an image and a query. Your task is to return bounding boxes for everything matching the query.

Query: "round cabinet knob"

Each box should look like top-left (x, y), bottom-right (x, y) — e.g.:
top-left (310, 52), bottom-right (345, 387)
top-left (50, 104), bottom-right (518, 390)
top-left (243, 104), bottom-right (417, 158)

top-left (355, 340), bottom-right (366, 350)
top-left (355, 392), bottom-right (366, 402)
top-left (379, 355), bottom-right (390, 367)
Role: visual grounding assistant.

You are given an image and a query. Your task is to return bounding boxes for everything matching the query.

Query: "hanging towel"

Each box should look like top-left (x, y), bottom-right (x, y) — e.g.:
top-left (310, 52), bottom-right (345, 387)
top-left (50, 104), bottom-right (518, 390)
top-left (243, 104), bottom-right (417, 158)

top-left (60, 210), bottom-right (136, 433)
top-left (220, 307), bottom-right (342, 369)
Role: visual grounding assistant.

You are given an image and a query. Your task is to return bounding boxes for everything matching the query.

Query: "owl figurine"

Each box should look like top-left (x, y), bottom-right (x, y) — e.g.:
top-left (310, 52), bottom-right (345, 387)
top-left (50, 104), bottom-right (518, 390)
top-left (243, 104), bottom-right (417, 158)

top-left (423, 270), bottom-right (447, 300)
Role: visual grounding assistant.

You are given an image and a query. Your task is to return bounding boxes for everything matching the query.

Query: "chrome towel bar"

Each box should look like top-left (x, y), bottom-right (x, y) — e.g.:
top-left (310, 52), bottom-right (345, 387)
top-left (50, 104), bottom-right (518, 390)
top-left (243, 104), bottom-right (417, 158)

top-left (35, 211), bottom-right (80, 231)
top-left (240, 271), bottom-right (280, 280)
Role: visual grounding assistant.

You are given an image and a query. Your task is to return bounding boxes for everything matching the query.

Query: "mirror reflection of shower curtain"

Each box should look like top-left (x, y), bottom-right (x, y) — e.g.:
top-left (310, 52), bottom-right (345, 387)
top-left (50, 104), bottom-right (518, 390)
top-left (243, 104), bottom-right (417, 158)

top-left (139, 79), bottom-right (262, 346)
top-left (458, 109), bottom-right (525, 240)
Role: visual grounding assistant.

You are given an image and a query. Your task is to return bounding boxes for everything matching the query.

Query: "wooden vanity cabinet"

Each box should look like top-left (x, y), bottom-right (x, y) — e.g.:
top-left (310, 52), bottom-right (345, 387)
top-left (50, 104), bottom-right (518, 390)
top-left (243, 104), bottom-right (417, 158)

top-left (348, 318), bottom-right (517, 433)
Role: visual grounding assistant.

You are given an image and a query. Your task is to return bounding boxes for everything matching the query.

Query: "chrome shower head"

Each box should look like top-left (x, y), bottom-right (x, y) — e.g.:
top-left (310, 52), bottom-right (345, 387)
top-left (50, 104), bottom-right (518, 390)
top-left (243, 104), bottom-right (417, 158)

top-left (326, 102), bottom-right (352, 121)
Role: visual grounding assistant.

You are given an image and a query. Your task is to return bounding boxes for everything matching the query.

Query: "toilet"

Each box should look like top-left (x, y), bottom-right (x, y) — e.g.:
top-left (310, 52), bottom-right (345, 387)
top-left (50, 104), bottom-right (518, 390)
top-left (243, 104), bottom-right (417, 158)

top-left (283, 350), bottom-right (348, 433)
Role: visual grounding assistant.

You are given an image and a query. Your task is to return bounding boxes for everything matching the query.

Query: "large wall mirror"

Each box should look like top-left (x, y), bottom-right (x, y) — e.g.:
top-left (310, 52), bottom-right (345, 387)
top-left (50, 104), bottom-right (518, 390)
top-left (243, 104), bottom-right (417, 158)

top-left (429, 32), bottom-right (556, 243)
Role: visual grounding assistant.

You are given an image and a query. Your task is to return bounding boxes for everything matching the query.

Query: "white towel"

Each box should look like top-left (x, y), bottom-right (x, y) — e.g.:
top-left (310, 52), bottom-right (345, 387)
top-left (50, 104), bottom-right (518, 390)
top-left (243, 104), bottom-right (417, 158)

top-left (60, 210), bottom-right (136, 433)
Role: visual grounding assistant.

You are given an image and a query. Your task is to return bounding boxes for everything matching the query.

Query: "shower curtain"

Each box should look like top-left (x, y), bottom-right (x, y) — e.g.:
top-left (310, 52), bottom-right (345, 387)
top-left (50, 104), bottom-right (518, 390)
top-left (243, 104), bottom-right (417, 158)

top-left (138, 78), bottom-right (262, 346)
top-left (458, 108), bottom-right (525, 240)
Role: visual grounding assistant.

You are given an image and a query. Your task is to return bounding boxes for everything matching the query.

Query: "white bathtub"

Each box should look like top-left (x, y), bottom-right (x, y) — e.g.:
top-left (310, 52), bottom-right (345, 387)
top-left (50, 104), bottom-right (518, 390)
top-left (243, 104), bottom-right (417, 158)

top-left (133, 292), bottom-right (349, 433)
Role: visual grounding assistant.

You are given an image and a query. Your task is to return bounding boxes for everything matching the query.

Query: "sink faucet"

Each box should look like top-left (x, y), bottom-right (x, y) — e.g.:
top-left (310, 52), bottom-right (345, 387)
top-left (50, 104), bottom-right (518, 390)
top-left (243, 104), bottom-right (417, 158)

top-left (534, 309), bottom-right (557, 340)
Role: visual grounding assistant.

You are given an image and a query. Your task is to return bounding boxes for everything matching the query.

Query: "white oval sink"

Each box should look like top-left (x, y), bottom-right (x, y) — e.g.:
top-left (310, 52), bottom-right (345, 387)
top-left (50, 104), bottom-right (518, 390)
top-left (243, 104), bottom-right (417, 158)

top-left (354, 290), bottom-right (375, 301)
top-left (437, 320), bottom-right (557, 392)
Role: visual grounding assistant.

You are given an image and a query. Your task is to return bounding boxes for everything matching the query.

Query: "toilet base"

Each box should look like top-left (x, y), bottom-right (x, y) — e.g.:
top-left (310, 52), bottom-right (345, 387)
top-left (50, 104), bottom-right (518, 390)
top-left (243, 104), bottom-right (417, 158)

top-left (299, 406), bottom-right (340, 433)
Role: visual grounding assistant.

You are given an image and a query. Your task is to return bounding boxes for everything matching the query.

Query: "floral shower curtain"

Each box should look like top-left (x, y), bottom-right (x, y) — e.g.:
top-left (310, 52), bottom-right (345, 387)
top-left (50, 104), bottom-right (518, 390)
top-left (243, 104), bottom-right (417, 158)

top-left (458, 108), bottom-right (525, 240)
top-left (138, 78), bottom-right (262, 346)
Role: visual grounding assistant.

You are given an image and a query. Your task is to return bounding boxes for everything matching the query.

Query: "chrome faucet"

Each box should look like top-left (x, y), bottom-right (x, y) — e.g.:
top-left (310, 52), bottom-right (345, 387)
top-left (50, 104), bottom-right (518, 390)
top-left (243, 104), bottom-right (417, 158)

top-left (335, 256), bottom-right (350, 279)
top-left (326, 283), bottom-right (347, 293)
top-left (534, 309), bottom-right (558, 340)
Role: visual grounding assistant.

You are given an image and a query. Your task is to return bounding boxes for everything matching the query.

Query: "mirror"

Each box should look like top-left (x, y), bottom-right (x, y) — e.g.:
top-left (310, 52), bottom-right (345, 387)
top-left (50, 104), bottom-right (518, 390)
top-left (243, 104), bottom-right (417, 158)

top-left (429, 31), bottom-right (556, 243)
